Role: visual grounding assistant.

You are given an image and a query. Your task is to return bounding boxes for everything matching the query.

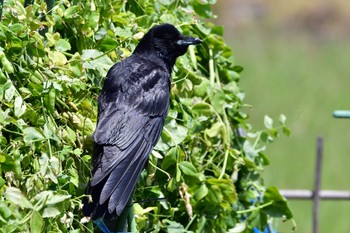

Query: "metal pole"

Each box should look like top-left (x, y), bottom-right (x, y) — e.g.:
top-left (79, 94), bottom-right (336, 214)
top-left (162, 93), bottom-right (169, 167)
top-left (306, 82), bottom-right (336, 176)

top-left (333, 110), bottom-right (350, 118)
top-left (313, 137), bottom-right (323, 233)
top-left (280, 190), bottom-right (350, 200)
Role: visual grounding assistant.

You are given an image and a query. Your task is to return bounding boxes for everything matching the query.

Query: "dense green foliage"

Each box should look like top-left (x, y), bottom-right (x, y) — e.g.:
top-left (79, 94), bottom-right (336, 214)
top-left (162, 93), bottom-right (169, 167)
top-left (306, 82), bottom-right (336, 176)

top-left (0, 0), bottom-right (292, 232)
top-left (230, 25), bottom-right (350, 233)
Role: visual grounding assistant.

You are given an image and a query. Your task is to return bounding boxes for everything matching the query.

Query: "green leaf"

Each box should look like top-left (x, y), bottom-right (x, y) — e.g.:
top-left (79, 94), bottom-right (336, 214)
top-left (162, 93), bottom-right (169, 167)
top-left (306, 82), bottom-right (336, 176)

top-left (160, 13), bottom-right (177, 25)
top-left (23, 127), bottom-right (45, 143)
top-left (0, 177), bottom-right (5, 188)
top-left (14, 96), bottom-right (26, 117)
top-left (282, 126), bottom-right (291, 136)
top-left (0, 202), bottom-right (12, 218)
top-left (206, 185), bottom-right (223, 204)
top-left (30, 211), bottom-right (43, 233)
top-left (68, 167), bottom-right (79, 187)
top-left (264, 115), bottom-right (273, 129)
top-left (64, 6), bottom-right (79, 19)
top-left (114, 27), bottom-right (132, 39)
top-left (228, 222), bottom-right (246, 233)
top-left (5, 187), bottom-right (33, 209)
top-left (163, 123), bottom-right (188, 146)
top-left (223, 81), bottom-right (239, 94)
top-left (73, 148), bottom-right (82, 156)
top-left (151, 150), bottom-right (163, 159)
top-left (209, 87), bottom-right (226, 114)
top-left (191, 102), bottom-right (213, 117)
top-left (162, 147), bottom-right (177, 170)
top-left (28, 38), bottom-right (45, 57)
top-left (248, 210), bottom-right (268, 231)
top-left (262, 186), bottom-right (293, 219)
top-left (163, 219), bottom-right (186, 232)
top-left (82, 49), bottom-right (114, 75)
top-left (279, 114), bottom-right (287, 125)
top-left (154, 132), bottom-right (170, 151)
top-left (55, 39), bottom-right (71, 52)
top-left (176, 165), bottom-right (182, 183)
top-left (64, 126), bottom-right (77, 145)
top-left (34, 190), bottom-right (53, 202)
top-left (194, 183), bottom-right (208, 200)
top-left (4, 84), bottom-right (15, 102)
top-left (42, 206), bottom-right (61, 218)
top-left (243, 140), bottom-right (258, 160)
top-left (211, 24), bottom-right (224, 36)
top-left (9, 23), bottom-right (25, 33)
top-left (98, 37), bottom-right (118, 51)
top-left (49, 51), bottom-right (67, 66)
top-left (70, 230), bottom-right (81, 233)
top-left (192, 1), bottom-right (212, 18)
top-left (167, 177), bottom-right (177, 191)
top-left (194, 78), bottom-right (210, 96)
top-left (46, 194), bottom-right (71, 205)
top-left (205, 121), bottom-right (223, 137)
top-left (88, 12), bottom-right (100, 28)
top-left (183, 79), bottom-right (193, 91)
top-left (207, 178), bottom-right (237, 203)
top-left (179, 161), bottom-right (198, 176)
top-left (0, 152), bottom-right (5, 162)
top-left (45, 33), bottom-right (56, 47)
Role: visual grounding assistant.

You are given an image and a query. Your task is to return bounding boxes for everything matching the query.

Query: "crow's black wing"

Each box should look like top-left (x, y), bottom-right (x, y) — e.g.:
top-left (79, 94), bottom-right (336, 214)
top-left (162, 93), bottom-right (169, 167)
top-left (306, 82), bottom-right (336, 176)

top-left (86, 55), bottom-right (170, 218)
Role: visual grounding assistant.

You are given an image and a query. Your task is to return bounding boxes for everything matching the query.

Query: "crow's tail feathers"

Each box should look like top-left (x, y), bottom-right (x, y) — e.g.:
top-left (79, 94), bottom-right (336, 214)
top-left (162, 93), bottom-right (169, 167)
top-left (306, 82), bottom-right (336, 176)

top-left (94, 216), bottom-right (131, 233)
top-left (94, 218), bottom-right (113, 233)
top-left (84, 199), bottom-right (133, 233)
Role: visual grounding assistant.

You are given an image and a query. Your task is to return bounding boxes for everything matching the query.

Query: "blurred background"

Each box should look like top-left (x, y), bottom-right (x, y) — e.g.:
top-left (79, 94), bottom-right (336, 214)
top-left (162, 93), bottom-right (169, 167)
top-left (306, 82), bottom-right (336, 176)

top-left (213, 0), bottom-right (350, 232)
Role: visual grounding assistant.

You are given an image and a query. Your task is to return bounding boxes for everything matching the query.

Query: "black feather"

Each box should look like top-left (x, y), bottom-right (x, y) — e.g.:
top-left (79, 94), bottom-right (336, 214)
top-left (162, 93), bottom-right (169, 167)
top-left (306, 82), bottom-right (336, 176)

top-left (83, 24), bottom-right (202, 220)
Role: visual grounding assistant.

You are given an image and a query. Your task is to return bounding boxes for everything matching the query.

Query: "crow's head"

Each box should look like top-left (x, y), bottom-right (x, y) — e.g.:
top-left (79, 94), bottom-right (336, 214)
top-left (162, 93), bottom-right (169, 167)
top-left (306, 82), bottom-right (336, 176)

top-left (135, 24), bottom-right (202, 68)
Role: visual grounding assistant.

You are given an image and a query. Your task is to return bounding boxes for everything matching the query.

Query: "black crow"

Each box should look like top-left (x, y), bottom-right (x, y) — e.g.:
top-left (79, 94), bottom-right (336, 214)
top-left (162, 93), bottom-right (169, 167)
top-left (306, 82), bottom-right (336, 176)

top-left (83, 24), bottom-right (202, 225)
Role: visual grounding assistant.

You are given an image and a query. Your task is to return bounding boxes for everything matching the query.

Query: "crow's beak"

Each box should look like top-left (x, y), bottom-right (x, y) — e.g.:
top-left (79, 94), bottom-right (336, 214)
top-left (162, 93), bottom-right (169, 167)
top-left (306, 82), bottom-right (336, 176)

top-left (177, 36), bottom-right (202, 45)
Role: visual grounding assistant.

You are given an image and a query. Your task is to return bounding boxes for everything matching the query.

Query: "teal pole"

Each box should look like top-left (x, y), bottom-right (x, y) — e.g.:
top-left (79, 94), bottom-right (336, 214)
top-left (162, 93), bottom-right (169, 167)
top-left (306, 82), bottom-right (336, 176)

top-left (333, 110), bottom-right (350, 118)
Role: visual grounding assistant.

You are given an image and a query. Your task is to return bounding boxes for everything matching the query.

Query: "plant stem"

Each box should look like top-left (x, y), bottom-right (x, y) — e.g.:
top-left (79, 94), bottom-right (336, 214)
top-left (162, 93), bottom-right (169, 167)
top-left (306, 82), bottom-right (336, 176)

top-left (219, 149), bottom-right (229, 179)
top-left (185, 214), bottom-right (197, 230)
top-left (236, 201), bottom-right (273, 214)
top-left (148, 160), bottom-right (171, 181)
top-left (209, 49), bottom-right (215, 86)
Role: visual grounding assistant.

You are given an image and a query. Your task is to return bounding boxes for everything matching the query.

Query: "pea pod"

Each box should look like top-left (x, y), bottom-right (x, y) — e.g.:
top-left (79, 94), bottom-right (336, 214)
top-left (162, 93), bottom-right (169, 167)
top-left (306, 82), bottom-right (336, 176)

top-left (13, 159), bottom-right (22, 180)
top-left (29, 70), bottom-right (43, 84)
top-left (1, 55), bottom-right (14, 74)
top-left (44, 88), bottom-right (56, 114)
top-left (12, 150), bottom-right (22, 180)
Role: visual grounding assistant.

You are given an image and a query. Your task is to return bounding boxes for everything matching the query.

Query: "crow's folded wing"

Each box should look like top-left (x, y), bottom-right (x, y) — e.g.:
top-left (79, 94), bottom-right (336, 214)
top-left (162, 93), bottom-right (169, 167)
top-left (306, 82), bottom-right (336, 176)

top-left (89, 58), bottom-right (170, 216)
top-left (94, 114), bottom-right (164, 215)
top-left (93, 57), bottom-right (170, 147)
top-left (91, 110), bottom-right (164, 186)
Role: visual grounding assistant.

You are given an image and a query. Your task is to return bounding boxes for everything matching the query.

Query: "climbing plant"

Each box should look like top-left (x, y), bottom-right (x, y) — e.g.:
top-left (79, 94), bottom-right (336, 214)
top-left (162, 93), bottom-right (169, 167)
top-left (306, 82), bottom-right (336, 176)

top-left (0, 0), bottom-right (293, 232)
